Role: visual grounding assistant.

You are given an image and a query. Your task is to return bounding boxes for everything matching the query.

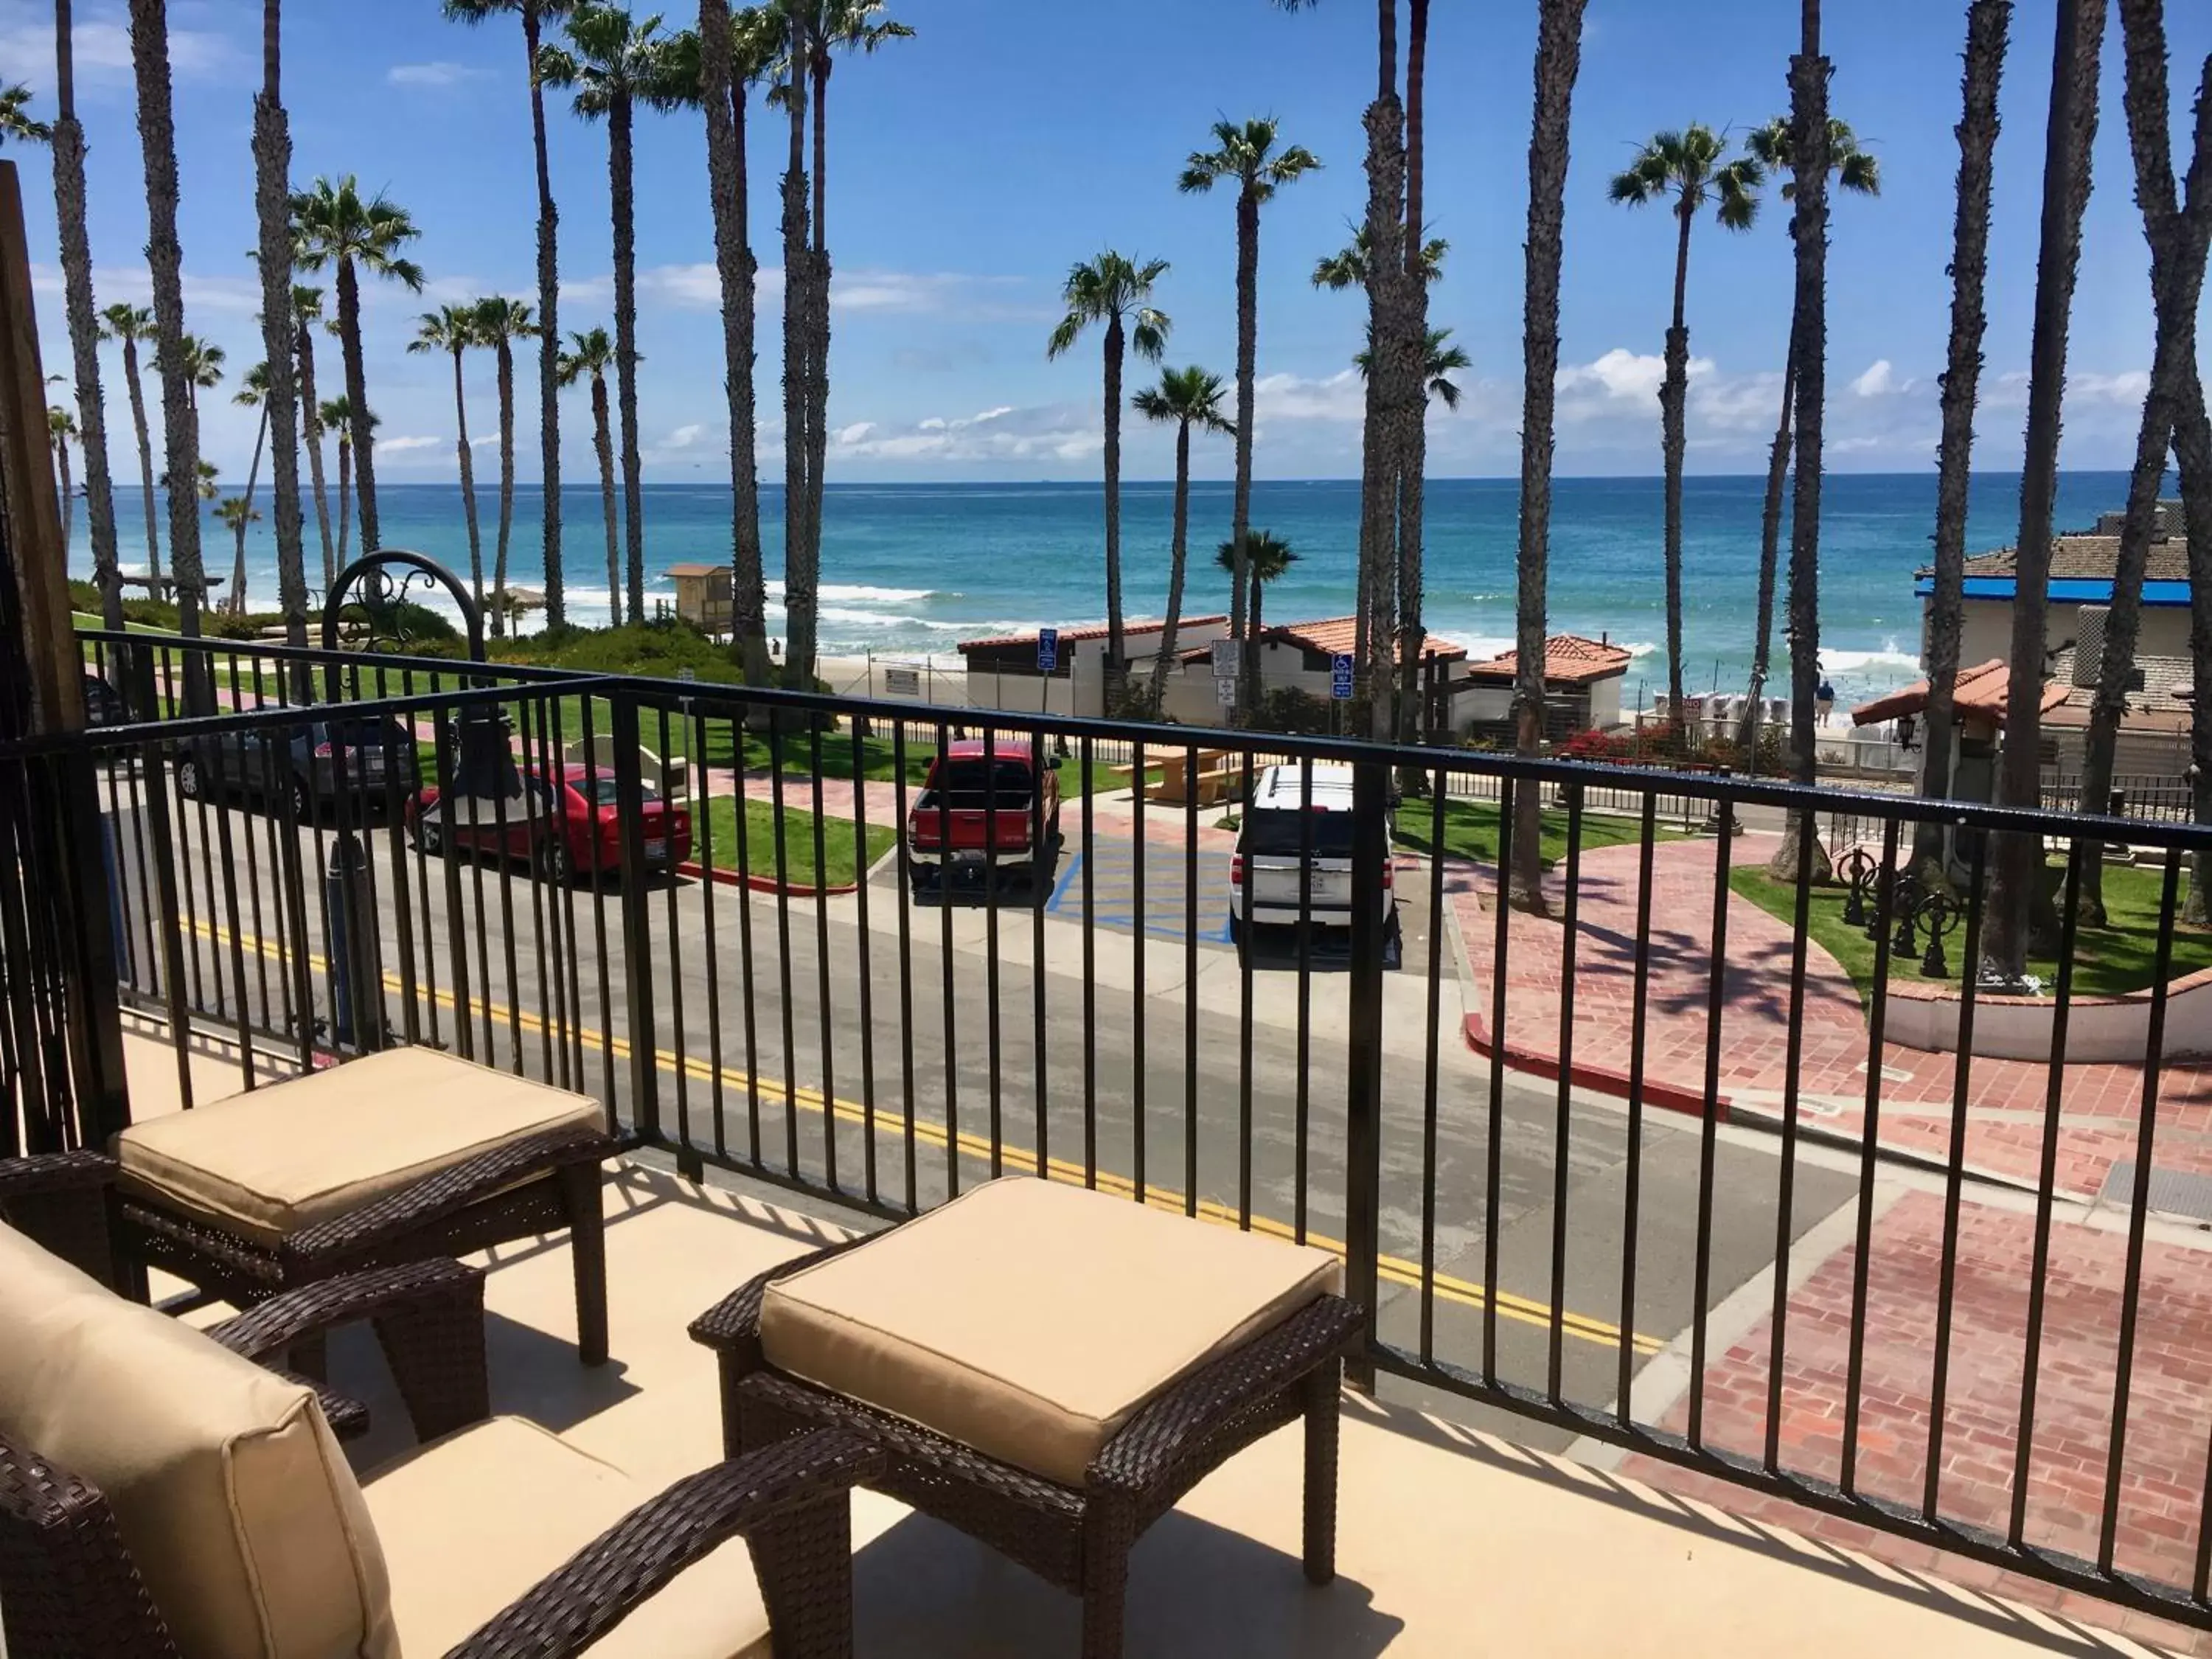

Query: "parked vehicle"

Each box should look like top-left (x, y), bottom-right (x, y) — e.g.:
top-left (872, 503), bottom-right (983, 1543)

top-left (407, 762), bottom-right (692, 883)
top-left (174, 711), bottom-right (420, 821)
top-left (81, 673), bottom-right (128, 727)
top-left (905, 740), bottom-right (1062, 886)
top-left (1229, 763), bottom-right (1394, 950)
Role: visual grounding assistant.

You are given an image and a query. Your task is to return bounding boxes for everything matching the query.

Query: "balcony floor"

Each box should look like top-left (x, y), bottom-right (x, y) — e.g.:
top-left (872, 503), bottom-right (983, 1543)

top-left (122, 1029), bottom-right (2154, 1657)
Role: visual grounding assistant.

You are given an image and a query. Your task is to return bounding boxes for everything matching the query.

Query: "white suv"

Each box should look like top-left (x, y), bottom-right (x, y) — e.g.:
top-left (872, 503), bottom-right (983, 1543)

top-left (1228, 763), bottom-right (1394, 947)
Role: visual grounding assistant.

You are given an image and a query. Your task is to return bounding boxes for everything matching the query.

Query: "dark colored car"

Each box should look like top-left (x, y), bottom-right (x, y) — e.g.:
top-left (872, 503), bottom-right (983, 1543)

top-left (81, 673), bottom-right (128, 727)
top-left (406, 762), bottom-right (693, 883)
top-left (173, 712), bottom-right (422, 821)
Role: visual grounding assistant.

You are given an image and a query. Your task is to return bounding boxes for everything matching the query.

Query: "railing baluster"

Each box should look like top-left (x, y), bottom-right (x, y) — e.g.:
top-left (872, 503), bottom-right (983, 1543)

top-left (1082, 733), bottom-right (1097, 1189)
top-left (809, 717), bottom-right (838, 1192)
top-left (982, 726), bottom-right (1001, 1179)
top-left (1548, 780), bottom-right (1584, 1403)
top-left (1483, 774), bottom-right (1515, 1385)
top-left (1131, 734), bottom-right (1147, 1207)
top-left (1762, 794), bottom-right (1820, 1471)
top-left (1687, 807), bottom-right (1735, 1449)
top-left (892, 717), bottom-right (917, 1213)
top-left (936, 718), bottom-right (959, 1200)
top-left (660, 702), bottom-right (695, 1176)
top-left (1840, 815), bottom-right (1903, 1494)
top-left (853, 715), bottom-right (878, 1203)
top-left (1293, 754), bottom-right (1312, 1245)
top-left (1617, 793), bottom-right (1660, 1427)
top-left (696, 706), bottom-right (728, 1165)
top-left (1419, 765), bottom-right (1447, 1366)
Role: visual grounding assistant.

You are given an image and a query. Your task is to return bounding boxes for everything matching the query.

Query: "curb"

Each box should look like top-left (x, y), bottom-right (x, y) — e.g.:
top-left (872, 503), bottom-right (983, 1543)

top-left (675, 860), bottom-right (858, 900)
top-left (1461, 1011), bottom-right (1731, 1123)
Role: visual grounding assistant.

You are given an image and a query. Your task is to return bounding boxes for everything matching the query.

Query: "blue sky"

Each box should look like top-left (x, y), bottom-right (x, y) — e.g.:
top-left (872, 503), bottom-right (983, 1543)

top-left (4, 0), bottom-right (2205, 484)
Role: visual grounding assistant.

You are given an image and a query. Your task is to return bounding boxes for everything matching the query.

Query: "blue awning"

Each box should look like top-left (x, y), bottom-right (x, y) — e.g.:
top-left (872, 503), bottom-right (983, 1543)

top-left (1913, 575), bottom-right (2193, 606)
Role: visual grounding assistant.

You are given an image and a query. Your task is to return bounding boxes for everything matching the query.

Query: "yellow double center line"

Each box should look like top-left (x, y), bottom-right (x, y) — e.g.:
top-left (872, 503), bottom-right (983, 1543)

top-left (183, 914), bottom-right (1663, 1355)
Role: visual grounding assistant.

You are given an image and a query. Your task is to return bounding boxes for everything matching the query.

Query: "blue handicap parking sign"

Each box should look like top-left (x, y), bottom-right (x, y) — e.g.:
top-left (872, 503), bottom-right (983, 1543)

top-left (1331, 653), bottom-right (1355, 700)
top-left (1038, 627), bottom-right (1060, 672)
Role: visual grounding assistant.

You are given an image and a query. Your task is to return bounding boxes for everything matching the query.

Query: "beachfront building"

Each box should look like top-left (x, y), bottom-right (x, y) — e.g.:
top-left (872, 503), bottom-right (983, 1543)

top-left (958, 616), bottom-right (1231, 717)
top-left (1152, 615), bottom-right (1470, 728)
top-left (1450, 633), bottom-right (1634, 742)
top-left (667, 563), bottom-right (734, 633)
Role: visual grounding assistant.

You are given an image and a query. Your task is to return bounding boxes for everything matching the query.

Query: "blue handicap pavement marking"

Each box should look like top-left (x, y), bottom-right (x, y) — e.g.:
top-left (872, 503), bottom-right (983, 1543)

top-left (1046, 836), bottom-right (1235, 945)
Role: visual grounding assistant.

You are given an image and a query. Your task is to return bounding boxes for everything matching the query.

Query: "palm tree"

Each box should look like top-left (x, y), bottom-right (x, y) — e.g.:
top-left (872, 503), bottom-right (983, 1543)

top-left (291, 285), bottom-right (338, 591)
top-left (1047, 252), bottom-right (1171, 684)
top-left (1214, 530), bottom-right (1298, 644)
top-left (130, 0), bottom-right (209, 661)
top-left (557, 327), bottom-right (622, 627)
top-left (1987, 0), bottom-right (2105, 981)
top-left (1354, 324), bottom-right (1470, 408)
top-left (1179, 117), bottom-right (1321, 721)
top-left (100, 304), bottom-right (161, 582)
top-left (1917, 0), bottom-right (2009, 880)
top-left (1608, 125), bottom-right (1763, 734)
top-left (319, 394), bottom-right (372, 568)
top-left (696, 1), bottom-right (782, 683)
top-left (538, 4), bottom-right (699, 627)
top-left (212, 495), bottom-right (262, 580)
top-left (47, 403), bottom-right (76, 558)
top-left (178, 334), bottom-right (225, 414)
top-left (776, 2), bottom-right (813, 687)
top-left (0, 83), bottom-right (49, 144)
top-left (48, 8), bottom-right (125, 631)
top-left (1132, 365), bottom-right (1231, 702)
top-left (443, 0), bottom-right (577, 626)
top-left (1509, 0), bottom-right (1589, 915)
top-left (1737, 114), bottom-right (1879, 771)
top-left (159, 459), bottom-right (218, 501)
top-left (248, 0), bottom-right (306, 650)
top-left (1311, 224), bottom-right (1446, 291)
top-left (290, 175), bottom-right (425, 557)
top-left (2073, 0), bottom-right (2208, 923)
top-left (408, 305), bottom-right (490, 613)
top-left (474, 296), bottom-right (538, 636)
top-left (223, 362), bottom-right (272, 613)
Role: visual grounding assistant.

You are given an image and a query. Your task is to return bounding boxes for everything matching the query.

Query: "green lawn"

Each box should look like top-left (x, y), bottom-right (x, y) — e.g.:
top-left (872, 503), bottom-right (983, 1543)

top-left (1394, 796), bottom-right (1678, 872)
top-left (1728, 860), bottom-right (2212, 1002)
top-left (699, 796), bottom-right (897, 889)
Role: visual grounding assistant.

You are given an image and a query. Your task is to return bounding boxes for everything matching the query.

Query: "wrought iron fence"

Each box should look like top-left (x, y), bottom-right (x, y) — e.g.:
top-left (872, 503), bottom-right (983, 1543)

top-left (10, 627), bottom-right (2212, 1628)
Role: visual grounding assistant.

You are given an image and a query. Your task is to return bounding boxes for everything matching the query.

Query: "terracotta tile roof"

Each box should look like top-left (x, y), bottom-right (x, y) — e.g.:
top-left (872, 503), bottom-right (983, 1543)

top-left (1941, 535), bottom-right (2192, 585)
top-left (1850, 658), bottom-right (2069, 728)
top-left (957, 616), bottom-right (1226, 654)
top-left (1260, 616), bottom-right (1469, 665)
top-left (1463, 633), bottom-right (1634, 686)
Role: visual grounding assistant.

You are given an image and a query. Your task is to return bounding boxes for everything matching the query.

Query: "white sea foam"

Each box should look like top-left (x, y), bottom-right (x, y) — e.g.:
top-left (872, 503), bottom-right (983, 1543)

top-left (1820, 640), bottom-right (1922, 675)
top-left (764, 579), bottom-right (937, 605)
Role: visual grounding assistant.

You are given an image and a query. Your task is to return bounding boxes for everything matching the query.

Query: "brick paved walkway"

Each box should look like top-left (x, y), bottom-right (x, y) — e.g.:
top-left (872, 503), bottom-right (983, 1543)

top-left (1618, 1187), bottom-right (2212, 1654)
top-left (1457, 832), bottom-right (2212, 1200)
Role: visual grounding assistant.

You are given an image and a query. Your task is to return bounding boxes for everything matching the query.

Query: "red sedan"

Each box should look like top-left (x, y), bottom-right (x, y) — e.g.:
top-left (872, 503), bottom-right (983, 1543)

top-left (407, 763), bottom-right (692, 883)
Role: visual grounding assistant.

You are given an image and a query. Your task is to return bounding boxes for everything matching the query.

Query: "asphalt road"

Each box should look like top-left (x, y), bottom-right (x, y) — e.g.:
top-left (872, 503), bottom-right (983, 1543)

top-left (105, 773), bottom-right (1854, 1446)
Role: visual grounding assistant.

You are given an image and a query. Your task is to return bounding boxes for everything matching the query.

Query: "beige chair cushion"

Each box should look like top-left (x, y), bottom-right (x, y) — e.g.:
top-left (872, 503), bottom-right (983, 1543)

top-left (114, 1046), bottom-right (602, 1245)
top-left (0, 1221), bottom-right (394, 1659)
top-left (759, 1176), bottom-right (1343, 1486)
top-left (364, 1416), bottom-right (770, 1659)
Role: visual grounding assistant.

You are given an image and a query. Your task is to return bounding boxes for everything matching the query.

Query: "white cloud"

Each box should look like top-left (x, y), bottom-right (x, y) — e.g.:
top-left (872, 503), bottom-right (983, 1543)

top-left (827, 403), bottom-right (1099, 464)
top-left (835, 420), bottom-right (877, 445)
top-left (376, 434), bottom-right (442, 454)
top-left (387, 61), bottom-right (481, 88)
top-left (1851, 359), bottom-right (1899, 397)
top-left (563, 265), bottom-right (1044, 323)
top-left (1254, 368), bottom-right (1364, 423)
top-left (2073, 369), bottom-right (2152, 405)
top-left (0, 3), bottom-right (233, 82)
top-left (664, 422), bottom-right (706, 448)
top-left (1554, 347), bottom-right (1713, 407)
top-left (35, 262), bottom-right (262, 316)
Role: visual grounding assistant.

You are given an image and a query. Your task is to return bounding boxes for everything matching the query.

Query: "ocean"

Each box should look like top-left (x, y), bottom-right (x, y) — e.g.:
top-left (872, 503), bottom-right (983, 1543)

top-left (77, 470), bottom-right (2140, 710)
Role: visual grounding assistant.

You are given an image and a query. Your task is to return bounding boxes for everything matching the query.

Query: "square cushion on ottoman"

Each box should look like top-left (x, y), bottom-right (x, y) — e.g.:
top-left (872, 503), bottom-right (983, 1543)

top-left (0, 1221), bottom-right (394, 1659)
top-left (757, 1176), bottom-right (1342, 1486)
top-left (114, 1046), bottom-right (602, 1245)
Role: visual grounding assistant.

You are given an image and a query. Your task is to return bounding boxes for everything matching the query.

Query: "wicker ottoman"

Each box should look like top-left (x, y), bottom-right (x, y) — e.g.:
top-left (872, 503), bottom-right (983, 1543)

top-left (689, 1176), bottom-right (1365, 1658)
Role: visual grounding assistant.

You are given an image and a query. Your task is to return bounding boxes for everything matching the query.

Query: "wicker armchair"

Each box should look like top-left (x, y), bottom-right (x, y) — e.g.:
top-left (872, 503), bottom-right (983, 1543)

top-left (0, 1244), bottom-right (880, 1659)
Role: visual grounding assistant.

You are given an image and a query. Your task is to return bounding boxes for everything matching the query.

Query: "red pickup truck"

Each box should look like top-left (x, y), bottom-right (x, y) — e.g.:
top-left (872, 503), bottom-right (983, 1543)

top-left (905, 740), bottom-right (1062, 886)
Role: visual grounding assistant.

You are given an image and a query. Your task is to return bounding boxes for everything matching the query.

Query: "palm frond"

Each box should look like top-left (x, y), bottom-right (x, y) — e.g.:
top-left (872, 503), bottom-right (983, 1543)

top-left (1131, 310), bottom-right (1170, 361)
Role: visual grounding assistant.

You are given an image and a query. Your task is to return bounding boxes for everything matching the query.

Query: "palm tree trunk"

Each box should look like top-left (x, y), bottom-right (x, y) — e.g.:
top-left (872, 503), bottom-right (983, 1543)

top-left (335, 434), bottom-right (351, 566)
top-left (1102, 315), bottom-right (1126, 681)
top-left (1393, 0), bottom-right (1430, 762)
top-left (593, 374), bottom-right (619, 627)
top-left (120, 338), bottom-right (159, 585)
top-left (779, 11), bottom-right (814, 686)
top-left (1352, 0), bottom-right (1399, 736)
top-left (1916, 0), bottom-right (2009, 879)
top-left (1770, 2), bottom-right (1835, 888)
top-left (493, 338), bottom-right (516, 637)
top-left (229, 403), bottom-right (268, 612)
top-left (52, 0), bottom-right (123, 633)
top-left (296, 324), bottom-right (334, 591)
top-left (608, 93), bottom-right (645, 627)
top-left (1231, 180), bottom-right (1261, 723)
top-left (2178, 371), bottom-right (2212, 922)
top-left (2079, 0), bottom-right (2211, 923)
top-left (1987, 0), bottom-right (2104, 980)
top-left (801, 60), bottom-right (831, 689)
top-left (55, 436), bottom-right (74, 562)
top-left (335, 256), bottom-right (380, 555)
top-left (452, 344), bottom-right (484, 613)
top-left (1739, 345), bottom-right (1795, 762)
top-left (129, 0), bottom-right (206, 695)
top-left (698, 0), bottom-right (768, 682)
top-left (1151, 417), bottom-right (1192, 703)
top-left (1509, 0), bottom-right (1584, 914)
top-left (251, 0), bottom-right (305, 653)
top-left (525, 0), bottom-right (563, 630)
top-left (1658, 201), bottom-right (1694, 738)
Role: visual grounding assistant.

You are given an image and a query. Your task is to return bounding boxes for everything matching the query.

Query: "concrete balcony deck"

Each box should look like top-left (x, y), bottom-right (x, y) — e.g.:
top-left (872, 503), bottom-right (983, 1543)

top-left (122, 1029), bottom-right (2155, 1658)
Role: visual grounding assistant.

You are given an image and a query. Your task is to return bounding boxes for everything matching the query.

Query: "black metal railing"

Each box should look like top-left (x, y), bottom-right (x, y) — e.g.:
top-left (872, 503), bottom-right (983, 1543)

top-left (11, 625), bottom-right (2212, 1627)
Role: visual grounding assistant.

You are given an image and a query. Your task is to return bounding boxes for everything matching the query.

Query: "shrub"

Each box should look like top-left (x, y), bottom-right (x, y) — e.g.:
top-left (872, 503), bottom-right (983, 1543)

top-left (1249, 686), bottom-right (1334, 736)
